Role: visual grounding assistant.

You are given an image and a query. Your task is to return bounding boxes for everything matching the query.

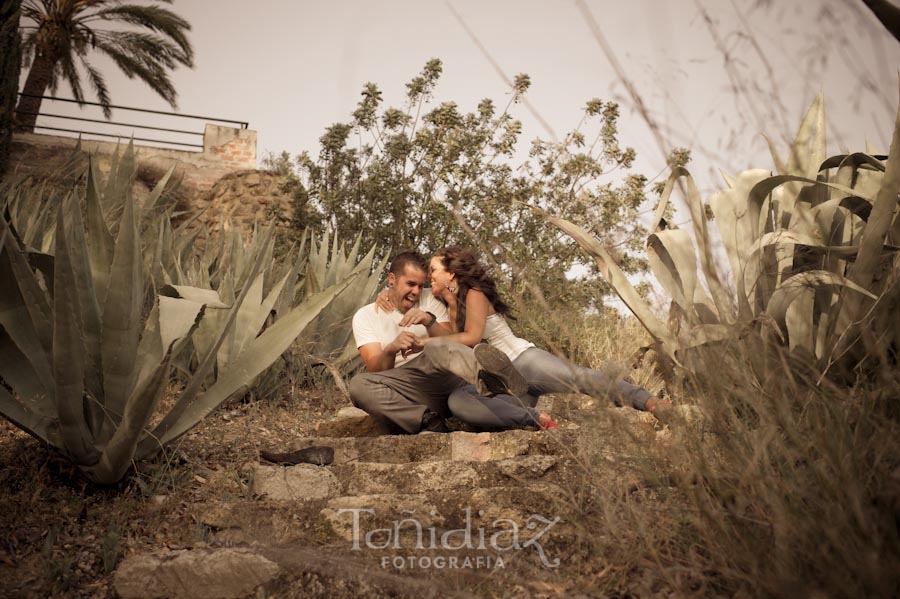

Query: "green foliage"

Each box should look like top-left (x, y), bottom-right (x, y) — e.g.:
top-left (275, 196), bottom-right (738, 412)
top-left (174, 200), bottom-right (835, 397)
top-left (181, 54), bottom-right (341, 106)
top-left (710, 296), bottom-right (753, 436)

top-left (0, 154), bottom-right (353, 484)
top-left (267, 59), bottom-right (657, 314)
top-left (542, 92), bottom-right (900, 379)
top-left (0, 0), bottom-right (21, 177)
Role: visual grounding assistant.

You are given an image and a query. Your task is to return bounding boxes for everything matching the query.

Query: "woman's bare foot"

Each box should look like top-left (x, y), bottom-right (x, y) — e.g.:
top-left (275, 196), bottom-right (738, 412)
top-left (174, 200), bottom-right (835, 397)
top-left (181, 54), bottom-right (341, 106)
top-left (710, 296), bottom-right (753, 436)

top-left (538, 412), bottom-right (559, 430)
top-left (646, 397), bottom-right (674, 425)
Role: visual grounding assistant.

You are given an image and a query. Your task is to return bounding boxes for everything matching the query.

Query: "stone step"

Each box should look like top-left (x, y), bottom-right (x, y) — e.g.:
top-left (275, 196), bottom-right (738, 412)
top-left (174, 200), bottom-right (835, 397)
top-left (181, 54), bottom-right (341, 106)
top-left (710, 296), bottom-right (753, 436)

top-left (114, 543), bottom-right (493, 599)
top-left (248, 453), bottom-right (567, 504)
top-left (195, 480), bottom-right (577, 550)
top-left (320, 483), bottom-right (569, 543)
top-left (261, 428), bottom-right (582, 465)
top-left (332, 453), bottom-right (563, 496)
top-left (195, 478), bottom-right (569, 541)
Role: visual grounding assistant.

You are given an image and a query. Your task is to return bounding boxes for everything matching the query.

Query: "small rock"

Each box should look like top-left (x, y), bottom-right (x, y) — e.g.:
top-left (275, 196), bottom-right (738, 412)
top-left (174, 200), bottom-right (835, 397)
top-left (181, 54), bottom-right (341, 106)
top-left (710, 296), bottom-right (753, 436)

top-left (251, 464), bottom-right (341, 501)
top-left (336, 406), bottom-right (367, 419)
top-left (113, 548), bottom-right (279, 599)
top-left (497, 455), bottom-right (558, 479)
top-left (315, 407), bottom-right (395, 437)
top-left (451, 431), bottom-right (492, 461)
top-left (489, 430), bottom-right (532, 459)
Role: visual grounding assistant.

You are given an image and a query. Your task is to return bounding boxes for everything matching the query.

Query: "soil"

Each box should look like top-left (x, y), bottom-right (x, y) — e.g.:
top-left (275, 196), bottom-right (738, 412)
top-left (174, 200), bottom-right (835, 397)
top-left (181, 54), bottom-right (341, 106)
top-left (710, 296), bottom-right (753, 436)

top-left (0, 388), bottom-right (339, 598)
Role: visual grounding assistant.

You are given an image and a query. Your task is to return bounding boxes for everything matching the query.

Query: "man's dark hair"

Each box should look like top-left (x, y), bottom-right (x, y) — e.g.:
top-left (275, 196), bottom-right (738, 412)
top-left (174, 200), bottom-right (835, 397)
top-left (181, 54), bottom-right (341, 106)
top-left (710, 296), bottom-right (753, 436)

top-left (389, 251), bottom-right (428, 276)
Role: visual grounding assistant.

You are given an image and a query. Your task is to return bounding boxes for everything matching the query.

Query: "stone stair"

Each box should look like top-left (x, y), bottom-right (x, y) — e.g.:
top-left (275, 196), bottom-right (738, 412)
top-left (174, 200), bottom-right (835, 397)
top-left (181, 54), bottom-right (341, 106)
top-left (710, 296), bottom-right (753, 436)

top-left (112, 404), bottom-right (668, 598)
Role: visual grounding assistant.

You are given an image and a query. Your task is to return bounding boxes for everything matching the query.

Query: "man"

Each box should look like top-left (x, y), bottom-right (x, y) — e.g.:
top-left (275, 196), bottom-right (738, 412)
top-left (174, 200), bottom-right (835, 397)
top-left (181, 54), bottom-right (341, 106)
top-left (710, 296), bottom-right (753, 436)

top-left (349, 251), bottom-right (524, 434)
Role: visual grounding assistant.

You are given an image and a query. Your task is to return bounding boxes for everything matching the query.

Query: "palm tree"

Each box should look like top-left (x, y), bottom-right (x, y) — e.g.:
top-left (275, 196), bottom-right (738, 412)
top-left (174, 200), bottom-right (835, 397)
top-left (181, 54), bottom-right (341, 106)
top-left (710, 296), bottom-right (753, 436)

top-left (15, 0), bottom-right (193, 133)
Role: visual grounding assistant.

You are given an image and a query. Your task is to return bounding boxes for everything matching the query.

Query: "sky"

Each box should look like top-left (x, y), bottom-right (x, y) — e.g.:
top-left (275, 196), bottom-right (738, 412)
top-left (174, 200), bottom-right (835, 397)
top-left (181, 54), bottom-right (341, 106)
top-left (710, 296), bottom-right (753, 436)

top-left (18, 0), bottom-right (900, 200)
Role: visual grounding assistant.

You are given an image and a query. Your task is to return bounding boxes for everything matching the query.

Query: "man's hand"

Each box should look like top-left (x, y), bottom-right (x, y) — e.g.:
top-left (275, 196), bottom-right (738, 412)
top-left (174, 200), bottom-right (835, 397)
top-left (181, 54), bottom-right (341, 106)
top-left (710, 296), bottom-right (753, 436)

top-left (385, 331), bottom-right (423, 358)
top-left (374, 289), bottom-right (394, 313)
top-left (398, 308), bottom-right (434, 327)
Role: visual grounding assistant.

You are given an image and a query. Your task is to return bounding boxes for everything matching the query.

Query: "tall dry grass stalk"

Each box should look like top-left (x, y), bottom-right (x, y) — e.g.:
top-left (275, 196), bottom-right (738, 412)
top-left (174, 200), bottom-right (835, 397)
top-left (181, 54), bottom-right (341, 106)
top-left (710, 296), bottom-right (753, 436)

top-left (559, 320), bottom-right (900, 597)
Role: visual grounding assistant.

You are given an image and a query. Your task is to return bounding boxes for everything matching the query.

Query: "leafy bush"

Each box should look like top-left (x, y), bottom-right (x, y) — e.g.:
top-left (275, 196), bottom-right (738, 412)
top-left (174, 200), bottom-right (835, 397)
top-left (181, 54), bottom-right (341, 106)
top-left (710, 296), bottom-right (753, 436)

top-left (268, 60), bottom-right (681, 317)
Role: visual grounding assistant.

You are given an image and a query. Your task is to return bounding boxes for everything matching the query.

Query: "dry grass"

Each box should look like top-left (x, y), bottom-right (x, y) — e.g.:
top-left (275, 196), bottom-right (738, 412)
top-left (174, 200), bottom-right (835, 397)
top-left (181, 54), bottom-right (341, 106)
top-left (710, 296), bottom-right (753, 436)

top-left (550, 316), bottom-right (900, 598)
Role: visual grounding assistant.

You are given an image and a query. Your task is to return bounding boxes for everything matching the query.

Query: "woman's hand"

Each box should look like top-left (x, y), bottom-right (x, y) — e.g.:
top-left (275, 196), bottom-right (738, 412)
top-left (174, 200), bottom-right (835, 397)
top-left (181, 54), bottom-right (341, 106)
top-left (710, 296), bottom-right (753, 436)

top-left (433, 283), bottom-right (457, 305)
top-left (374, 288), bottom-right (394, 313)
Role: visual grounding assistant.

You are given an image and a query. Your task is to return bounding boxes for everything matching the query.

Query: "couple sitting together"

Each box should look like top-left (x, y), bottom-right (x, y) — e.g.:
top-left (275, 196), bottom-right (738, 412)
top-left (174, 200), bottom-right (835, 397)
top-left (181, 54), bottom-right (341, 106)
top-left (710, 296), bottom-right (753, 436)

top-left (349, 246), bottom-right (670, 434)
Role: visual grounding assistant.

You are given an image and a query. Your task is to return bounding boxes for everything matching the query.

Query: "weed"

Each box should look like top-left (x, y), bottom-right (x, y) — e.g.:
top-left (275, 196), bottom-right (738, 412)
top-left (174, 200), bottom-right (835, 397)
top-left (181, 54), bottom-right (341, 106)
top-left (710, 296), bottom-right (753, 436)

top-left (42, 524), bottom-right (74, 594)
top-left (100, 521), bottom-right (121, 574)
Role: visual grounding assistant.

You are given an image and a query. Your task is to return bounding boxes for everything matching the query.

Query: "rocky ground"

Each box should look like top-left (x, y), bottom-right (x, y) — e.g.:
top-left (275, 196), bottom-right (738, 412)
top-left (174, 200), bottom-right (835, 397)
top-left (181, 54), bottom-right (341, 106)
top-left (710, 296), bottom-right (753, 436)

top-left (0, 388), bottom-right (684, 599)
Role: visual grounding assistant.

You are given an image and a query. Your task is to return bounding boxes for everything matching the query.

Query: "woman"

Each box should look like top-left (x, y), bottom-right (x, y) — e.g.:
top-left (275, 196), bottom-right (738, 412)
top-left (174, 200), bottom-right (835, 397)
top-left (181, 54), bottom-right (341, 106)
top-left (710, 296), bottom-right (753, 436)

top-left (383, 246), bottom-right (670, 429)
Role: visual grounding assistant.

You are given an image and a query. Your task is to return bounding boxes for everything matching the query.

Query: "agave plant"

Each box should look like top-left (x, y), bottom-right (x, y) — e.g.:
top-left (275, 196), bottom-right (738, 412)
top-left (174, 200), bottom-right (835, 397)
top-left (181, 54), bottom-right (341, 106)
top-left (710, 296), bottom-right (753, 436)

top-left (3, 142), bottom-right (179, 248)
top-left (296, 230), bottom-right (388, 391)
top-left (162, 226), bottom-right (385, 396)
top-left (1, 147), bottom-right (84, 254)
top-left (153, 216), bottom-right (306, 388)
top-left (540, 91), bottom-right (900, 377)
top-left (0, 158), bottom-right (354, 484)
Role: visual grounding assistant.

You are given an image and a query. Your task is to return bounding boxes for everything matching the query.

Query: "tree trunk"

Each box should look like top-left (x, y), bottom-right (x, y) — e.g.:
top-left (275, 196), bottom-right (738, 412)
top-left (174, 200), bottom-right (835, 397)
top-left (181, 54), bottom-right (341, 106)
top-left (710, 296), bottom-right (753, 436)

top-left (14, 50), bottom-right (55, 133)
top-left (862, 0), bottom-right (900, 43)
top-left (0, 0), bottom-right (21, 175)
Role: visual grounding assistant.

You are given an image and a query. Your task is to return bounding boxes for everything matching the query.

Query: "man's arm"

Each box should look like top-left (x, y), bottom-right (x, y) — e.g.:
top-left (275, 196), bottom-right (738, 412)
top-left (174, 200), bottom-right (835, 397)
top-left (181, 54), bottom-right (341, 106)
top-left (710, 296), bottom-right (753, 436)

top-left (397, 307), bottom-right (451, 337)
top-left (358, 332), bottom-right (422, 372)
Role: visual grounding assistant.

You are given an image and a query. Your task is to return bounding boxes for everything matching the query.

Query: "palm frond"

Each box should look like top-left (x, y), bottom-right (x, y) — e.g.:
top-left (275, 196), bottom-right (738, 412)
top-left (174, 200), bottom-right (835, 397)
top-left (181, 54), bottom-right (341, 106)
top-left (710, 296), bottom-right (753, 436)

top-left (89, 4), bottom-right (193, 64)
top-left (82, 57), bottom-right (111, 118)
top-left (94, 38), bottom-right (177, 105)
top-left (57, 52), bottom-right (85, 104)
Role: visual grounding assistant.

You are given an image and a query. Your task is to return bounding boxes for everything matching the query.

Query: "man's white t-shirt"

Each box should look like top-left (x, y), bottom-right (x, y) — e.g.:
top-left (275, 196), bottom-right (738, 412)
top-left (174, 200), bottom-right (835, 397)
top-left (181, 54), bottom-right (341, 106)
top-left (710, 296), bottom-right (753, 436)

top-left (352, 289), bottom-right (450, 367)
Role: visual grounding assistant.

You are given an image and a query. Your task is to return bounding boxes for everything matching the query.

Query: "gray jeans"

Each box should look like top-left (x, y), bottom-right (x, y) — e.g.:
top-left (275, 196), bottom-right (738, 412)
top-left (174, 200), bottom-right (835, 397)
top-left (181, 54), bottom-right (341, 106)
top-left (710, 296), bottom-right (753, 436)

top-left (514, 346), bottom-right (652, 410)
top-left (348, 338), bottom-right (483, 433)
top-left (447, 346), bottom-right (652, 429)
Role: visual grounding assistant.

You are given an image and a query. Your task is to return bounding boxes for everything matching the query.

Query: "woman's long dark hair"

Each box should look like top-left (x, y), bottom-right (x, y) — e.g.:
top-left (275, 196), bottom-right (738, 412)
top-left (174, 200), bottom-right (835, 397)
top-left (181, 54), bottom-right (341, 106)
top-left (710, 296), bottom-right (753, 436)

top-left (433, 246), bottom-right (514, 333)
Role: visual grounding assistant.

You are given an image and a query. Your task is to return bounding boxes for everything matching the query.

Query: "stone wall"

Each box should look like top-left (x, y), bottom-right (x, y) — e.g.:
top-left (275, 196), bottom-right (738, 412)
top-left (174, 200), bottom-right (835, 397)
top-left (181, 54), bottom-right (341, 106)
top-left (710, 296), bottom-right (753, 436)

top-left (195, 169), bottom-right (293, 234)
top-left (10, 123), bottom-right (257, 193)
top-left (7, 123), bottom-right (294, 239)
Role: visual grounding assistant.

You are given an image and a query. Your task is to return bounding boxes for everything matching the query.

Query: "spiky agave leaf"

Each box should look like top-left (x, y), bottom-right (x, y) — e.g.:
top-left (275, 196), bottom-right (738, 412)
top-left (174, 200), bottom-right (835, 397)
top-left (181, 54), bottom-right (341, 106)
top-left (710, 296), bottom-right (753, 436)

top-left (0, 145), bottom-right (362, 483)
top-left (529, 204), bottom-right (677, 356)
top-left (540, 90), bottom-right (899, 377)
top-left (140, 275), bottom-right (358, 455)
top-left (297, 231), bottom-right (387, 371)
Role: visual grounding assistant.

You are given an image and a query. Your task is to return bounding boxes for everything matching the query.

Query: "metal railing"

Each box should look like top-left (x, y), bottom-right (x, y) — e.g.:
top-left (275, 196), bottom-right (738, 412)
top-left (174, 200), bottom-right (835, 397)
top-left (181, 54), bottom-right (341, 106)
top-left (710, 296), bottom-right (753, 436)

top-left (15, 93), bottom-right (249, 151)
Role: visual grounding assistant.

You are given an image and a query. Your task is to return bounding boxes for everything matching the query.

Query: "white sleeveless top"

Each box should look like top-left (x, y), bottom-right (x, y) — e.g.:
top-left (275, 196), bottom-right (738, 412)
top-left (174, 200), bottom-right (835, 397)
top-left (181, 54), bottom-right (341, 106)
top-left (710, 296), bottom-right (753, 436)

top-left (482, 313), bottom-right (534, 361)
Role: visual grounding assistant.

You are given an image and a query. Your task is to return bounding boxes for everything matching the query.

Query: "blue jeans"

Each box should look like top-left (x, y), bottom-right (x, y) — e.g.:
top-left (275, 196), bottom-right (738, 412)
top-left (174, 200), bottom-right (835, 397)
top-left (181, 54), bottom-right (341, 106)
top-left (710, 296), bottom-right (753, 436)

top-left (447, 346), bottom-right (652, 429)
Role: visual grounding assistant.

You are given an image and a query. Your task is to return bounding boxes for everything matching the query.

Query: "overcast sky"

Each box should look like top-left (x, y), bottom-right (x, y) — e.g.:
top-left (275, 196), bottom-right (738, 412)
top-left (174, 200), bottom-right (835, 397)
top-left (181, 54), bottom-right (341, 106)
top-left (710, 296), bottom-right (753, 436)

top-left (20, 0), bottom-right (900, 196)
